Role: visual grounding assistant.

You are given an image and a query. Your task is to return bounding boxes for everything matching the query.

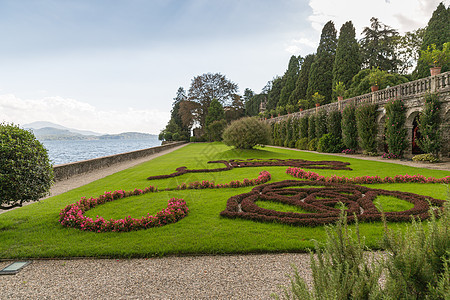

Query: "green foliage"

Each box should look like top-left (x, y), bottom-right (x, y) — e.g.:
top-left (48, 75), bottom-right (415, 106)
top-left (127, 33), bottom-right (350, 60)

top-left (332, 81), bottom-right (345, 98)
top-left (245, 93), bottom-right (266, 117)
top-left (307, 21), bottom-right (337, 104)
top-left (412, 153), bottom-right (440, 163)
top-left (205, 98), bottom-right (225, 127)
top-left (367, 67), bottom-right (387, 87)
top-left (308, 138), bottom-right (318, 151)
top-left (332, 21), bottom-right (361, 99)
top-left (290, 54), bottom-right (315, 107)
top-left (308, 115), bottom-right (316, 141)
top-left (381, 201), bottom-right (450, 299)
top-left (311, 92), bottom-right (325, 105)
top-left (205, 119), bottom-right (227, 142)
top-left (295, 137), bottom-right (309, 150)
top-left (317, 133), bottom-right (344, 153)
top-left (327, 111), bottom-right (342, 140)
top-left (416, 3), bottom-right (450, 78)
top-left (384, 98), bottom-right (408, 157)
top-left (420, 42), bottom-right (450, 67)
top-left (315, 110), bottom-right (327, 140)
top-left (341, 105), bottom-right (358, 150)
top-left (360, 17), bottom-right (400, 72)
top-left (276, 105), bottom-right (286, 116)
top-left (417, 92), bottom-right (442, 156)
top-left (356, 103), bottom-right (378, 153)
top-left (280, 56), bottom-right (301, 107)
top-left (268, 76), bottom-right (285, 111)
top-left (222, 117), bottom-right (271, 149)
top-left (0, 123), bottom-right (54, 210)
top-left (299, 117), bottom-right (308, 139)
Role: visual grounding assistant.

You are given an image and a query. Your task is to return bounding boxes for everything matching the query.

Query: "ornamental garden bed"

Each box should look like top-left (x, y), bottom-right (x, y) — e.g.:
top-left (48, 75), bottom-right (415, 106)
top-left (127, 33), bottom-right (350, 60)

top-left (0, 142), bottom-right (448, 259)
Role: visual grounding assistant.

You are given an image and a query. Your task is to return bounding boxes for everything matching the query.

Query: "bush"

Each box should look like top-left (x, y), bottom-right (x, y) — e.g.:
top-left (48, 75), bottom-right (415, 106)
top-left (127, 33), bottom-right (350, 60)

top-left (172, 132), bottom-right (180, 141)
top-left (0, 123), bottom-right (54, 210)
top-left (222, 117), bottom-right (271, 149)
top-left (327, 111), bottom-right (342, 139)
top-left (317, 133), bottom-right (344, 153)
top-left (315, 110), bottom-right (327, 139)
top-left (308, 138), bottom-right (317, 151)
top-left (273, 201), bottom-right (450, 300)
top-left (417, 92), bottom-right (442, 156)
top-left (205, 119), bottom-right (227, 142)
top-left (341, 105), bottom-right (358, 150)
top-left (299, 117), bottom-right (308, 139)
top-left (356, 103), bottom-right (378, 153)
top-left (308, 115), bottom-right (316, 141)
top-left (384, 98), bottom-right (407, 157)
top-left (412, 153), bottom-right (440, 163)
top-left (295, 137), bottom-right (309, 150)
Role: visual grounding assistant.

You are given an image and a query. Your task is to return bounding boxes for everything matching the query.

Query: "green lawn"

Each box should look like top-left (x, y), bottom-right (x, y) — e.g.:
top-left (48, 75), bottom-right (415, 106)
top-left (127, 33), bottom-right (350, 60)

top-left (0, 142), bottom-right (448, 259)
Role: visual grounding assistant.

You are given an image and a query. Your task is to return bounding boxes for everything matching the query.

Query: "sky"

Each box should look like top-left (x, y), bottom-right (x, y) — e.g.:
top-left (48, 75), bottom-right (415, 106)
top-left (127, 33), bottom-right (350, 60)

top-left (0, 0), bottom-right (448, 134)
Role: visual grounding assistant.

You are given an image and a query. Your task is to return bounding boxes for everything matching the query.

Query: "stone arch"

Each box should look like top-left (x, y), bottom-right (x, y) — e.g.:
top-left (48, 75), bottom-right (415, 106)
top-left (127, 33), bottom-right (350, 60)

top-left (405, 109), bottom-right (421, 156)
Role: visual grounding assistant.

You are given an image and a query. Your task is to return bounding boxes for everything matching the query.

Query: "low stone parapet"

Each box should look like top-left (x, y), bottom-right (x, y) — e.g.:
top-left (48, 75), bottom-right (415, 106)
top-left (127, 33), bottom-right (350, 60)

top-left (53, 141), bottom-right (186, 182)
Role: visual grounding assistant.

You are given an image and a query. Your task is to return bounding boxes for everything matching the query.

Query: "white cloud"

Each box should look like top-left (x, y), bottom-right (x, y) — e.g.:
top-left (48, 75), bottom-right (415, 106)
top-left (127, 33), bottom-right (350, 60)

top-left (285, 38), bottom-right (318, 55)
top-left (0, 94), bottom-right (169, 134)
top-left (307, 0), bottom-right (448, 38)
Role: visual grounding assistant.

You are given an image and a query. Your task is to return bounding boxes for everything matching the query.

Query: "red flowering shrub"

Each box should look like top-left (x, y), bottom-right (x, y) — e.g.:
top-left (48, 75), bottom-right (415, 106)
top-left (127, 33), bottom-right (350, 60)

top-left (147, 158), bottom-right (351, 180)
top-left (220, 180), bottom-right (445, 226)
top-left (59, 186), bottom-right (189, 232)
top-left (286, 167), bottom-right (450, 184)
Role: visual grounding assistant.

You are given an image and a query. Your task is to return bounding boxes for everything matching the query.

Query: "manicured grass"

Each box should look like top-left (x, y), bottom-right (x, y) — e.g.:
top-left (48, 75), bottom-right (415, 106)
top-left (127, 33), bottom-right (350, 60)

top-left (0, 142), bottom-right (448, 259)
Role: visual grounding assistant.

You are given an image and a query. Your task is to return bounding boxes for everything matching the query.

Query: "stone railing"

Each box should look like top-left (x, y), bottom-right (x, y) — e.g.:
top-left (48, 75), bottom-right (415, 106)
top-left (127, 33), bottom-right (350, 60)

top-left (267, 71), bottom-right (450, 123)
top-left (53, 141), bottom-right (187, 182)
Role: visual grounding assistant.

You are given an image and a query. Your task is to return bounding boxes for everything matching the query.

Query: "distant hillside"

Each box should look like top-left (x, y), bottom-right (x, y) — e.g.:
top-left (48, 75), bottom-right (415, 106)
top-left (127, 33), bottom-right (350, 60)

top-left (24, 122), bottom-right (157, 141)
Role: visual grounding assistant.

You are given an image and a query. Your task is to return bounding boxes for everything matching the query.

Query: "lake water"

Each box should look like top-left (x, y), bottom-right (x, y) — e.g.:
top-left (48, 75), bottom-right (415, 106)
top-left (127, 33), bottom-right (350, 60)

top-left (41, 137), bottom-right (161, 165)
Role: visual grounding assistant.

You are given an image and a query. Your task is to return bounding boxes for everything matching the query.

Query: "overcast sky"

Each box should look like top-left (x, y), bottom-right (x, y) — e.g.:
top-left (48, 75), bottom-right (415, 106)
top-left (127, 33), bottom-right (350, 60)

top-left (0, 0), bottom-right (448, 134)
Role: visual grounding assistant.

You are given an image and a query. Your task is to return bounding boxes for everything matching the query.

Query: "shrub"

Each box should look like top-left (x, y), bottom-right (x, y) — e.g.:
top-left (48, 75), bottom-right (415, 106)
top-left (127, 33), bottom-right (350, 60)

top-left (205, 119), bottom-right (227, 142)
top-left (315, 110), bottom-right (327, 139)
top-left (299, 117), bottom-right (308, 139)
top-left (172, 132), bottom-right (180, 141)
top-left (308, 138), bottom-right (317, 151)
top-left (222, 117), bottom-right (271, 149)
top-left (317, 133), bottom-right (344, 153)
top-left (327, 111), bottom-right (342, 139)
top-left (0, 123), bottom-right (54, 210)
top-left (295, 137), bottom-right (309, 150)
top-left (412, 153), bottom-right (440, 163)
top-left (356, 103), bottom-right (378, 153)
top-left (417, 92), bottom-right (442, 156)
top-left (308, 115), bottom-right (316, 141)
top-left (384, 98), bottom-right (407, 157)
top-left (341, 105), bottom-right (358, 150)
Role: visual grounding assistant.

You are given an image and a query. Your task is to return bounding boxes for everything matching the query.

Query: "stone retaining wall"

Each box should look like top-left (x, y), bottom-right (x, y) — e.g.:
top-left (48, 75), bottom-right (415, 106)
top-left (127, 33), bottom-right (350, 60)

top-left (53, 141), bottom-right (186, 182)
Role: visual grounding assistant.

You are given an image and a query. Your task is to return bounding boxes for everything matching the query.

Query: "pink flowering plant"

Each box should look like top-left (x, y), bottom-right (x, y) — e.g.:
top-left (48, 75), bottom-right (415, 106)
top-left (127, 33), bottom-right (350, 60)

top-left (286, 167), bottom-right (450, 184)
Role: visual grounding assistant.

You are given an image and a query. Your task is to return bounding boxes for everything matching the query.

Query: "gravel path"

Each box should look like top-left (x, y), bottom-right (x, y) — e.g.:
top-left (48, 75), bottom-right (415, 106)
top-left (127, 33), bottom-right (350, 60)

top-left (1, 144), bottom-right (447, 299)
top-left (0, 254), bottom-right (311, 299)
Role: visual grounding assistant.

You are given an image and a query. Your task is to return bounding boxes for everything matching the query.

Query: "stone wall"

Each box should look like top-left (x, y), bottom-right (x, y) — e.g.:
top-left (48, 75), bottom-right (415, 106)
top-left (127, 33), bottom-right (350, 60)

top-left (266, 71), bottom-right (450, 157)
top-left (53, 141), bottom-right (186, 182)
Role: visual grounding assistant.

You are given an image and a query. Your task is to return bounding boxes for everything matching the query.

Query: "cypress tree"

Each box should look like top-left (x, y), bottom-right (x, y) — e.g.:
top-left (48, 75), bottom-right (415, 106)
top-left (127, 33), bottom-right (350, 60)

top-left (384, 98), bottom-right (408, 157)
top-left (341, 105), bottom-right (358, 150)
top-left (356, 103), bottom-right (378, 153)
top-left (299, 116), bottom-right (309, 139)
top-left (416, 3), bottom-right (450, 78)
top-left (308, 114), bottom-right (316, 141)
top-left (205, 98), bottom-right (225, 127)
top-left (315, 110), bottom-right (328, 139)
top-left (267, 76), bottom-right (285, 111)
top-left (289, 54), bottom-right (315, 107)
top-left (332, 21), bottom-right (361, 100)
top-left (279, 56), bottom-right (301, 107)
top-left (307, 21), bottom-right (337, 105)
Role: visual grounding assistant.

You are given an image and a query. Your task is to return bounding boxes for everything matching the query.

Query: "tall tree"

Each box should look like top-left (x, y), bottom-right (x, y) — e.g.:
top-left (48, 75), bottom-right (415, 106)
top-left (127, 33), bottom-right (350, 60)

top-left (187, 73), bottom-right (238, 128)
top-left (205, 98), bottom-right (224, 127)
top-left (415, 2), bottom-right (450, 78)
top-left (160, 87), bottom-right (190, 140)
top-left (267, 76), bottom-right (285, 110)
top-left (279, 55), bottom-right (302, 107)
top-left (307, 21), bottom-right (337, 105)
top-left (333, 21), bottom-right (361, 99)
top-left (243, 88), bottom-right (255, 104)
top-left (289, 54), bottom-right (315, 108)
top-left (359, 17), bottom-right (400, 72)
top-left (394, 28), bottom-right (425, 74)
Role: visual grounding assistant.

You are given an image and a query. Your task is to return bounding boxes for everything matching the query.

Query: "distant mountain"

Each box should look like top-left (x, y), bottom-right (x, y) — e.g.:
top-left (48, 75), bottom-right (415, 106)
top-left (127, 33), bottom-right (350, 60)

top-left (24, 121), bottom-right (103, 136)
top-left (23, 121), bottom-right (157, 141)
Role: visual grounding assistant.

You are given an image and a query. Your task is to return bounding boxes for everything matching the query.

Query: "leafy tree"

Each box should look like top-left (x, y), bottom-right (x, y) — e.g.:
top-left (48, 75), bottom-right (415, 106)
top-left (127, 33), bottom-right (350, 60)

top-left (289, 54), bottom-right (315, 108)
top-left (205, 119), bottom-right (227, 142)
top-left (394, 28), bottom-right (425, 74)
top-left (243, 88), bottom-right (254, 104)
top-left (416, 2), bottom-right (450, 78)
top-left (360, 17), bottom-right (400, 72)
top-left (205, 98), bottom-right (225, 127)
top-left (333, 21), bottom-right (361, 99)
top-left (188, 73), bottom-right (238, 128)
top-left (0, 123), bottom-right (54, 210)
top-left (279, 55), bottom-right (301, 107)
top-left (160, 87), bottom-right (190, 141)
top-left (307, 21), bottom-right (337, 104)
top-left (222, 117), bottom-right (271, 149)
top-left (225, 94), bottom-right (245, 122)
top-left (346, 69), bottom-right (409, 98)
